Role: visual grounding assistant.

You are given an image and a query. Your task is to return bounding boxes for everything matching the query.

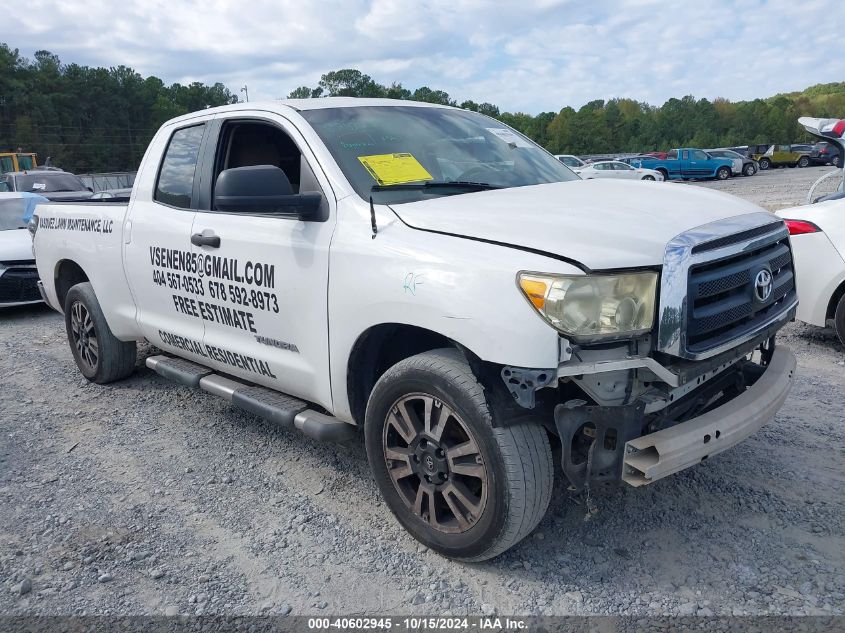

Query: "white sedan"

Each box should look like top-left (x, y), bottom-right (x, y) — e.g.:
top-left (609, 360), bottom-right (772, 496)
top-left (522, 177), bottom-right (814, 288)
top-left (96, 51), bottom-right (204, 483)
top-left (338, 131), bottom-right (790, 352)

top-left (0, 193), bottom-right (44, 307)
top-left (776, 200), bottom-right (845, 345)
top-left (573, 160), bottom-right (664, 181)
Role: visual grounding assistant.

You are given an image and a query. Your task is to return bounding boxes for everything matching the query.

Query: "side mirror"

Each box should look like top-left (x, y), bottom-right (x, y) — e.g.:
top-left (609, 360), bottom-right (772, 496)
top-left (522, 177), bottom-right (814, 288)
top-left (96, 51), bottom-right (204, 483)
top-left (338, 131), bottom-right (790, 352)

top-left (214, 165), bottom-right (327, 222)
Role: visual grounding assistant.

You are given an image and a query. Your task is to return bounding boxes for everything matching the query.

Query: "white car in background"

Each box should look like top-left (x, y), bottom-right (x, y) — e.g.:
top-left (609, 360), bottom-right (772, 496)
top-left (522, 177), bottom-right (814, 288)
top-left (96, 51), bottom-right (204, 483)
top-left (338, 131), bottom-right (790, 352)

top-left (0, 193), bottom-right (45, 307)
top-left (554, 154), bottom-right (587, 169)
top-left (776, 200), bottom-right (845, 345)
top-left (574, 160), bottom-right (664, 181)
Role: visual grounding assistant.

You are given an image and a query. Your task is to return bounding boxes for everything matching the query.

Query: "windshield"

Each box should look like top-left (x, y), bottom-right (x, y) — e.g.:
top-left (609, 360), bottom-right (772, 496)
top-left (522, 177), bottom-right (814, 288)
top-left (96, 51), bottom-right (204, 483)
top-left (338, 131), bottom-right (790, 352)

top-left (558, 156), bottom-right (583, 167)
top-left (300, 106), bottom-right (578, 204)
top-left (0, 199), bottom-right (27, 230)
top-left (15, 173), bottom-right (87, 193)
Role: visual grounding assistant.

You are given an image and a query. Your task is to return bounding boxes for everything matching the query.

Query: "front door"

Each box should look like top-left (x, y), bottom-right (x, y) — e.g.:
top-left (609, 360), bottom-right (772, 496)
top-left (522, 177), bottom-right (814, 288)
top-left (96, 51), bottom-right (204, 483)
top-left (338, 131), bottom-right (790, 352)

top-left (124, 121), bottom-right (210, 359)
top-left (191, 113), bottom-right (336, 409)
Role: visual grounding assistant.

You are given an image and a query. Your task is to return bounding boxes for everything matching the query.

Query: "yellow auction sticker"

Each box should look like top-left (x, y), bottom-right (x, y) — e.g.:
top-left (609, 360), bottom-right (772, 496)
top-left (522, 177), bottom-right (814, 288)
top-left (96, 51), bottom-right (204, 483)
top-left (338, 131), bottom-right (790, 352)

top-left (358, 153), bottom-right (433, 186)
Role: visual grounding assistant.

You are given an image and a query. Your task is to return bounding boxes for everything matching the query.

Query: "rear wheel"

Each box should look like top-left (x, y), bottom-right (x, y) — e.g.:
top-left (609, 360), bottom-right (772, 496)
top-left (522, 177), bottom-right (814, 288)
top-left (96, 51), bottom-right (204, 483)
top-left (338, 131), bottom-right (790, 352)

top-left (743, 162), bottom-right (756, 176)
top-left (835, 294), bottom-right (845, 348)
top-left (759, 158), bottom-right (771, 170)
top-left (657, 169), bottom-right (668, 181)
top-left (833, 156), bottom-right (841, 168)
top-left (798, 156), bottom-right (810, 168)
top-left (64, 282), bottom-right (136, 384)
top-left (716, 166), bottom-right (730, 180)
top-left (365, 349), bottom-right (553, 561)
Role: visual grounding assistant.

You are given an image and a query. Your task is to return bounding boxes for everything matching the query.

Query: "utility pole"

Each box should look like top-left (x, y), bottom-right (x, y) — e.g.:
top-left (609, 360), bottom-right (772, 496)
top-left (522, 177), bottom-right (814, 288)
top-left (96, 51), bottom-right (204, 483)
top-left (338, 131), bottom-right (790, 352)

top-left (240, 85), bottom-right (249, 102)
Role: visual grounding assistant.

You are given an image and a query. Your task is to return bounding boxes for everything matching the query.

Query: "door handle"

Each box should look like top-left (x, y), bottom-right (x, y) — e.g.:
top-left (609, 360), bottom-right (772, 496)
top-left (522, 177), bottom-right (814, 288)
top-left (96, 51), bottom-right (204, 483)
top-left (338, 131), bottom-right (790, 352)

top-left (191, 231), bottom-right (220, 248)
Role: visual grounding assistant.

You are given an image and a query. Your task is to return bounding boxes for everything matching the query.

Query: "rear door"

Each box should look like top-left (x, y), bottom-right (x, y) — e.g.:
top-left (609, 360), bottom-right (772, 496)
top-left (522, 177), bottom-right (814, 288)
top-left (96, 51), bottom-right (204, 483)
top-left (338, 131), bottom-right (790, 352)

top-left (611, 162), bottom-right (638, 179)
top-left (191, 112), bottom-right (336, 409)
top-left (123, 120), bottom-right (210, 358)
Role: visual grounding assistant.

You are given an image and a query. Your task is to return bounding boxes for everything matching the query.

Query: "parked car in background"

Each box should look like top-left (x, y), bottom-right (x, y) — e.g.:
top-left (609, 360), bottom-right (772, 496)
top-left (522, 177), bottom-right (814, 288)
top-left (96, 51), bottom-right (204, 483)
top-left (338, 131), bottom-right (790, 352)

top-left (573, 160), bottom-right (664, 181)
top-left (777, 201), bottom-right (845, 345)
top-left (810, 141), bottom-right (841, 167)
top-left (638, 148), bottom-right (733, 181)
top-left (708, 149), bottom-right (758, 176)
top-left (751, 144), bottom-right (811, 170)
top-left (790, 144), bottom-right (814, 154)
top-left (1, 170), bottom-right (94, 201)
top-left (554, 154), bottom-right (587, 169)
top-left (0, 193), bottom-right (46, 307)
top-left (617, 155), bottom-right (660, 167)
top-left (89, 188), bottom-right (133, 201)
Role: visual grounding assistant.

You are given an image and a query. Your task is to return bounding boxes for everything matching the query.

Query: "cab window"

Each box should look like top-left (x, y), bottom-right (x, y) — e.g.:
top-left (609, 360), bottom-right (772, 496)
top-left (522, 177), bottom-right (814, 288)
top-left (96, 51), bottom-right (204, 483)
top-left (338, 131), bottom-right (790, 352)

top-left (154, 124), bottom-right (205, 209)
top-left (212, 120), bottom-right (302, 201)
top-left (692, 150), bottom-right (708, 161)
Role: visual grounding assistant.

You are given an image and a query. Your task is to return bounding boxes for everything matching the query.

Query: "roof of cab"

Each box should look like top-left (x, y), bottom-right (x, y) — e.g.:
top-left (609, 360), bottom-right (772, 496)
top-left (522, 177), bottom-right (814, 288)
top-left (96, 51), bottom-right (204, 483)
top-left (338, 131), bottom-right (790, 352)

top-left (166, 97), bottom-right (455, 125)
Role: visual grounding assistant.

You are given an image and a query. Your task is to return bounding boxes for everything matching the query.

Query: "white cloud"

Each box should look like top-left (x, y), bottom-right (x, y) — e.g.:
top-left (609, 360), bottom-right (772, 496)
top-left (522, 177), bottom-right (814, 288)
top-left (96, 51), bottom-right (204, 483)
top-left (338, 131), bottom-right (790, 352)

top-left (0, 0), bottom-right (841, 112)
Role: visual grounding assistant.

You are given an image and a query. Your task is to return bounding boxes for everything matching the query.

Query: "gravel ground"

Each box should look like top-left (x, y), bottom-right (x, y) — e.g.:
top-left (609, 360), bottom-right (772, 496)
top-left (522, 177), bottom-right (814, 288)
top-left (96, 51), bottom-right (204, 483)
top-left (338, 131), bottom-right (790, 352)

top-left (689, 164), bottom-right (841, 211)
top-left (2, 173), bottom-right (845, 617)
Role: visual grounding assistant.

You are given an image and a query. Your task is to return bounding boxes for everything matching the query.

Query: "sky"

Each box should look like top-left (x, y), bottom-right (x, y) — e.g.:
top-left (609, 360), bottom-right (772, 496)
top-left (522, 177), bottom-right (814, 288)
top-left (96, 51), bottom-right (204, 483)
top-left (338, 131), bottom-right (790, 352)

top-left (2, 0), bottom-right (842, 113)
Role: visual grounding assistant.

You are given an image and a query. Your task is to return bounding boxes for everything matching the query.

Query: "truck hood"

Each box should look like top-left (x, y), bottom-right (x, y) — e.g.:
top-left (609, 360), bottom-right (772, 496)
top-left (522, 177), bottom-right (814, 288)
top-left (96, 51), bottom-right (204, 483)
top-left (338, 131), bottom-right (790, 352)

top-left (390, 179), bottom-right (768, 270)
top-left (0, 228), bottom-right (34, 262)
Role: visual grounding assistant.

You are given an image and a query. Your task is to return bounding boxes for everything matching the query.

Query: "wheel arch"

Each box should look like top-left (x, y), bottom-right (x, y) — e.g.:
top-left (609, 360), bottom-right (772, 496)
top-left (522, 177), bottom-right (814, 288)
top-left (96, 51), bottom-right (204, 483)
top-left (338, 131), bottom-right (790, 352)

top-left (346, 323), bottom-right (470, 426)
top-left (54, 259), bottom-right (90, 311)
top-left (827, 278), bottom-right (845, 322)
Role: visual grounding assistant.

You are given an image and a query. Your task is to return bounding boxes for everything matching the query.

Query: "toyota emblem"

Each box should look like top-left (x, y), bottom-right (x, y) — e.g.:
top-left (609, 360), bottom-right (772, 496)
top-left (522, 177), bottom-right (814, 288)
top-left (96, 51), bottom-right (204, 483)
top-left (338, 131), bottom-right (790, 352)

top-left (754, 269), bottom-right (773, 302)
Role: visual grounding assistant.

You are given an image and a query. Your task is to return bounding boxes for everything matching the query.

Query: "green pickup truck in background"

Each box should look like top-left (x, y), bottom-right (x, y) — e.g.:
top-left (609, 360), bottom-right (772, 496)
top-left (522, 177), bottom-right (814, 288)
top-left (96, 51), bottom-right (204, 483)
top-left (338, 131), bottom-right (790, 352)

top-left (750, 144), bottom-right (811, 170)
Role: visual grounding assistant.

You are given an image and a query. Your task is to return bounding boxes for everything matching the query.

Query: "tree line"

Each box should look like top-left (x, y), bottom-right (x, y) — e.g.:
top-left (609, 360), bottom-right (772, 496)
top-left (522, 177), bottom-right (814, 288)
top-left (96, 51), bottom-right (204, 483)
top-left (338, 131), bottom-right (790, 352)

top-left (1, 44), bottom-right (843, 173)
top-left (290, 70), bottom-right (845, 155)
top-left (0, 45), bottom-right (238, 173)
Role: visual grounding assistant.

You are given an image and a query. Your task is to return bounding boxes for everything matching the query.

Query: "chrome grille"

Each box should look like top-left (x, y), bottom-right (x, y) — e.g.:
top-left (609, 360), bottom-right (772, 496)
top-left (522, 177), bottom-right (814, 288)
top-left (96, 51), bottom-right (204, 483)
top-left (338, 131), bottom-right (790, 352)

top-left (657, 213), bottom-right (798, 360)
top-left (686, 234), bottom-right (795, 353)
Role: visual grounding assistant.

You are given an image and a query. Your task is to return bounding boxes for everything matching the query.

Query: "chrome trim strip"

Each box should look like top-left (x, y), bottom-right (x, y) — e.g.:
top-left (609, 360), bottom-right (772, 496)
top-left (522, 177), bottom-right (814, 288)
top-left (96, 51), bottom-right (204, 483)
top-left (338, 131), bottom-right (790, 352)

top-left (657, 212), bottom-right (792, 360)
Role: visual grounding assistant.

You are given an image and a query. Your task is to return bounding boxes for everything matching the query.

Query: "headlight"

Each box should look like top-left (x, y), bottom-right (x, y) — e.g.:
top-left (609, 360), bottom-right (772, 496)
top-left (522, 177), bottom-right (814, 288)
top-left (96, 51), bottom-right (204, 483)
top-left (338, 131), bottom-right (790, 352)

top-left (518, 271), bottom-right (658, 340)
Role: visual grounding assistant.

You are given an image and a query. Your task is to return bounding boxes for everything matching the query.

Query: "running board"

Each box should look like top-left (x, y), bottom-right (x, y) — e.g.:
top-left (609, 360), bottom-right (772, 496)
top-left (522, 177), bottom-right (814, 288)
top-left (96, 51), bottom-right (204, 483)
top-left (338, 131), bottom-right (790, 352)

top-left (145, 355), bottom-right (356, 443)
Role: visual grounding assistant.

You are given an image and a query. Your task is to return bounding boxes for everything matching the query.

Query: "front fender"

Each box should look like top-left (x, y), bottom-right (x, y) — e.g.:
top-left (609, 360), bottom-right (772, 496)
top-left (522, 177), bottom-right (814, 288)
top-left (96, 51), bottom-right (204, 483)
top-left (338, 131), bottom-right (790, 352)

top-left (327, 203), bottom-right (579, 420)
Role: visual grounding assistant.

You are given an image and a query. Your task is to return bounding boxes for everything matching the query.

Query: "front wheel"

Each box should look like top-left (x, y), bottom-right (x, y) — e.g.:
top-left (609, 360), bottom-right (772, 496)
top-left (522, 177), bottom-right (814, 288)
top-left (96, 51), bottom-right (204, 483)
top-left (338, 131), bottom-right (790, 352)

top-left (798, 156), bottom-right (810, 168)
top-left (743, 163), bottom-right (757, 176)
top-left (759, 158), bottom-right (771, 170)
top-left (65, 282), bottom-right (136, 383)
top-left (365, 349), bottom-right (553, 561)
top-left (833, 156), bottom-right (841, 168)
top-left (642, 175), bottom-right (655, 181)
top-left (716, 166), bottom-right (730, 180)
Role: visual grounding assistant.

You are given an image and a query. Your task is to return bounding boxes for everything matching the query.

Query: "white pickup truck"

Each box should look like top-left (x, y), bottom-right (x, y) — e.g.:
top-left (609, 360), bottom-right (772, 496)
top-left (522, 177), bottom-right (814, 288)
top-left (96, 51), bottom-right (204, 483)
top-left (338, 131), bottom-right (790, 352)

top-left (31, 98), bottom-right (798, 561)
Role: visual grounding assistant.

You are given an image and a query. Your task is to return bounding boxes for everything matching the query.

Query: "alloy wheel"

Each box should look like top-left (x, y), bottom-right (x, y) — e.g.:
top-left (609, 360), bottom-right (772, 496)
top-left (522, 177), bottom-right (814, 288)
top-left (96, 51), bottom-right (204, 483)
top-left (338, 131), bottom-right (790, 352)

top-left (70, 300), bottom-right (98, 371)
top-left (382, 393), bottom-right (488, 534)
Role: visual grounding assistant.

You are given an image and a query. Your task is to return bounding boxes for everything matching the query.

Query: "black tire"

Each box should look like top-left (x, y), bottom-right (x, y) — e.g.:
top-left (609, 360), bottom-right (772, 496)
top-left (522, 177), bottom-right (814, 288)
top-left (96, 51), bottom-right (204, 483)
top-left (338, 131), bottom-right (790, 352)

top-left (365, 349), bottom-right (553, 562)
top-left (833, 156), bottom-right (841, 168)
top-left (743, 162), bottom-right (756, 176)
top-left (759, 158), bottom-right (771, 170)
top-left (835, 294), bottom-right (845, 348)
top-left (657, 168), bottom-right (669, 181)
top-left (64, 282), bottom-right (136, 384)
top-left (797, 156), bottom-right (810, 168)
top-left (641, 175), bottom-right (655, 181)
top-left (716, 166), bottom-right (730, 180)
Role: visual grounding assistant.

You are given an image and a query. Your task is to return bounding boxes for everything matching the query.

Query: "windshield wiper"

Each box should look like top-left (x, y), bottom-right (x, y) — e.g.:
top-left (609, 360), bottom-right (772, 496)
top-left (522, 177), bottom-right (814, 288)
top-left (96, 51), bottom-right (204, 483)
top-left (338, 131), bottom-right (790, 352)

top-left (371, 181), bottom-right (503, 192)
